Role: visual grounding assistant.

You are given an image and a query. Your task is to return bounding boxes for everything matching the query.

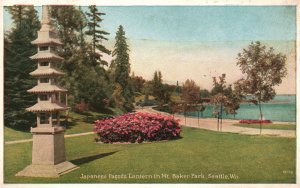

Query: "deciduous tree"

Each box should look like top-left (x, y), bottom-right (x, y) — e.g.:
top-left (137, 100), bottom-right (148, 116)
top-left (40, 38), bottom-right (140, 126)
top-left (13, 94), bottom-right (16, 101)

top-left (236, 41), bottom-right (287, 134)
top-left (181, 79), bottom-right (200, 125)
top-left (211, 74), bottom-right (227, 131)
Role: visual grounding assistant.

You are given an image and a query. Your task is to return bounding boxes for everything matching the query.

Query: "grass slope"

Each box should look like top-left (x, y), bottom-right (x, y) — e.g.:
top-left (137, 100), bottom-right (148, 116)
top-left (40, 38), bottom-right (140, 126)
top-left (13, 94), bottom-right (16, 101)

top-left (4, 127), bottom-right (32, 142)
top-left (4, 127), bottom-right (295, 183)
top-left (4, 109), bottom-right (122, 142)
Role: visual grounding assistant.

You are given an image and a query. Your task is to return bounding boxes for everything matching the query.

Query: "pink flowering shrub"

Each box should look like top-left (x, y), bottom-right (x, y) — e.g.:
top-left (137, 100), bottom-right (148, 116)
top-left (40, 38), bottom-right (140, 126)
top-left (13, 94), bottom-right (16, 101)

top-left (94, 112), bottom-right (181, 143)
top-left (239, 119), bottom-right (272, 124)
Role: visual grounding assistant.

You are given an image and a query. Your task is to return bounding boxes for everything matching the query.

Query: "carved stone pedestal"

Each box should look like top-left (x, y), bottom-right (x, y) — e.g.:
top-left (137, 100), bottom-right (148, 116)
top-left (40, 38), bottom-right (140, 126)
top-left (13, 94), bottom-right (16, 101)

top-left (16, 126), bottom-right (78, 178)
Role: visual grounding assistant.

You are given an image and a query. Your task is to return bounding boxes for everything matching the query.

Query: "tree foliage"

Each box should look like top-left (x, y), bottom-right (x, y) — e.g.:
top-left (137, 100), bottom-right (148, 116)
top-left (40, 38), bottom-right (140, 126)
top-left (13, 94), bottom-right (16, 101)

top-left (223, 84), bottom-right (242, 118)
top-left (210, 74), bottom-right (242, 131)
top-left (181, 79), bottom-right (200, 104)
top-left (51, 6), bottom-right (83, 66)
top-left (85, 5), bottom-right (111, 66)
top-left (4, 5), bottom-right (117, 129)
top-left (4, 6), bottom-right (41, 129)
top-left (236, 41), bottom-right (287, 103)
top-left (211, 74), bottom-right (227, 118)
top-left (236, 41), bottom-right (287, 134)
top-left (131, 75), bottom-right (146, 94)
top-left (112, 25), bottom-right (134, 111)
top-left (151, 71), bottom-right (170, 105)
top-left (51, 6), bottom-right (112, 111)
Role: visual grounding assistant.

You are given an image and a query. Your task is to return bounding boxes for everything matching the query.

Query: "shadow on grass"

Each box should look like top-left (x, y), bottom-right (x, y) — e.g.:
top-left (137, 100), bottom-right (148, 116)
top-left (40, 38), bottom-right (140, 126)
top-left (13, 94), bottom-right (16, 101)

top-left (61, 120), bottom-right (77, 130)
top-left (5, 125), bottom-right (31, 132)
top-left (74, 111), bottom-right (93, 116)
top-left (71, 151), bottom-right (118, 166)
top-left (73, 110), bottom-right (115, 124)
top-left (82, 115), bottom-right (113, 124)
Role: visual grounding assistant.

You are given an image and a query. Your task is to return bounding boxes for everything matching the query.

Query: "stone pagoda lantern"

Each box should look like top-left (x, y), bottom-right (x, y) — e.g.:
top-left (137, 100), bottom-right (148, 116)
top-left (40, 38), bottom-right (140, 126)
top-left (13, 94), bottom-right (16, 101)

top-left (16, 5), bottom-right (78, 177)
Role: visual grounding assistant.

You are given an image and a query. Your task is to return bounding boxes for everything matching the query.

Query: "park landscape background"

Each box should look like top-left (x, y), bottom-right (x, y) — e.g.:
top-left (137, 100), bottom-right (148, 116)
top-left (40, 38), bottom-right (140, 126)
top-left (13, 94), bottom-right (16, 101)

top-left (3, 5), bottom-right (297, 183)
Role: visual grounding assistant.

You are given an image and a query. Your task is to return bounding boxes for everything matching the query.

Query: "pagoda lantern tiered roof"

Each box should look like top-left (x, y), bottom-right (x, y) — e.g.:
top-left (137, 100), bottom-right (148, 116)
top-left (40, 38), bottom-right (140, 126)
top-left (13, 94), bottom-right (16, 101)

top-left (30, 52), bottom-right (64, 61)
top-left (27, 84), bottom-right (67, 94)
top-left (26, 5), bottom-right (68, 116)
top-left (29, 67), bottom-right (64, 77)
top-left (31, 38), bottom-right (63, 46)
top-left (26, 102), bottom-right (67, 112)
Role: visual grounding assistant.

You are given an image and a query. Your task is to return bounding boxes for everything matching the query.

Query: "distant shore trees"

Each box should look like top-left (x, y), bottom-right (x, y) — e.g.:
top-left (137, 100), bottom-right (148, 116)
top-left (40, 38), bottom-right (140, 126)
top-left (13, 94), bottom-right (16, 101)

top-left (151, 71), bottom-right (171, 106)
top-left (181, 79), bottom-right (200, 125)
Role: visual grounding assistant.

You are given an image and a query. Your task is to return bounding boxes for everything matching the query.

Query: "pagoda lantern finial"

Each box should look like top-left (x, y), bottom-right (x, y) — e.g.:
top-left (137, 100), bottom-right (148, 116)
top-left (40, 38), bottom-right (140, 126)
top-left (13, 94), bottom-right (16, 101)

top-left (40, 5), bottom-right (52, 32)
top-left (42, 5), bottom-right (50, 24)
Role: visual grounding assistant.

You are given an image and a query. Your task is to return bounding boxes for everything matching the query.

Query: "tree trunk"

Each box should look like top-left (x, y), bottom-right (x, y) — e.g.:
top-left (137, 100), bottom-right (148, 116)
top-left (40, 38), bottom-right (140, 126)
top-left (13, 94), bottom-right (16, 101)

top-left (258, 101), bottom-right (263, 135)
top-left (197, 110), bottom-right (200, 126)
top-left (201, 111), bottom-right (203, 118)
top-left (220, 103), bottom-right (223, 132)
top-left (184, 111), bottom-right (186, 126)
top-left (217, 113), bottom-right (219, 131)
top-left (18, 7), bottom-right (22, 28)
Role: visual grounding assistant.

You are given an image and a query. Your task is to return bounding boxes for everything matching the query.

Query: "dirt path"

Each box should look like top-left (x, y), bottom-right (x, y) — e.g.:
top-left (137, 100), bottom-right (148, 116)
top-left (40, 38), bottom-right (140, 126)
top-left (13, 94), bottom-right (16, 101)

top-left (136, 106), bottom-right (296, 138)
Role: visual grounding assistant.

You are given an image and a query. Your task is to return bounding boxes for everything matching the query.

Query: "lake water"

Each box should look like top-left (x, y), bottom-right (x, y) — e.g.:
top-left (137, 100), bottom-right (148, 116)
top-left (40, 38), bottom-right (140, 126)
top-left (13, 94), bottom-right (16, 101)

top-left (184, 95), bottom-right (296, 122)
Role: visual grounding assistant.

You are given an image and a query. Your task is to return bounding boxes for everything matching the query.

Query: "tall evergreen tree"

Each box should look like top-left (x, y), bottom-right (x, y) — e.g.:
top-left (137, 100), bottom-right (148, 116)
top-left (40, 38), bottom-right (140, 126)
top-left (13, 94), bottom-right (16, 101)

top-left (7, 6), bottom-right (26, 28)
top-left (51, 6), bottom-right (111, 110)
top-left (50, 6), bottom-right (87, 107)
top-left (152, 71), bottom-right (163, 98)
top-left (85, 5), bottom-right (111, 66)
top-left (112, 25), bottom-right (134, 111)
top-left (51, 6), bottom-right (84, 72)
top-left (4, 6), bottom-right (41, 129)
top-left (78, 6), bottom-right (88, 48)
top-left (151, 70), bottom-right (170, 104)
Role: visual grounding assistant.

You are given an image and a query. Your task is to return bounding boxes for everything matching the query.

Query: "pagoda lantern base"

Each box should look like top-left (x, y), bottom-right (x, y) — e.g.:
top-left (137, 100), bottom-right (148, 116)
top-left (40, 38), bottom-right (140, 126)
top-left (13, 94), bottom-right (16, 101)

top-left (15, 161), bottom-right (78, 178)
top-left (16, 126), bottom-right (78, 178)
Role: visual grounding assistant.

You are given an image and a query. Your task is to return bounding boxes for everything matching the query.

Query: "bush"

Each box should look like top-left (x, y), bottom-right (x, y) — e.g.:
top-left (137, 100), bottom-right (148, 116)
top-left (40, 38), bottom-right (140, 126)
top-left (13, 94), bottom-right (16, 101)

top-left (136, 99), bottom-right (158, 107)
top-left (239, 119), bottom-right (272, 124)
top-left (94, 112), bottom-right (181, 143)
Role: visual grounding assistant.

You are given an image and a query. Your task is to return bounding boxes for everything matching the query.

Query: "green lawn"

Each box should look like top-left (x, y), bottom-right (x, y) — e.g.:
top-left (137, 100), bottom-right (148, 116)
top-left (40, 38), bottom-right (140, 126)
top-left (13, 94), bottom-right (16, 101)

top-left (4, 127), bottom-right (295, 183)
top-left (233, 123), bottom-right (296, 130)
top-left (4, 109), bottom-right (123, 142)
top-left (4, 127), bottom-right (33, 142)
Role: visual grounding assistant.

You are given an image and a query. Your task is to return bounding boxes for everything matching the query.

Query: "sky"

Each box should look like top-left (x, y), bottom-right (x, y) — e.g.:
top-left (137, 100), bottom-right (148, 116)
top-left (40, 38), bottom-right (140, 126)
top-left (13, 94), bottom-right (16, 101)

top-left (4, 6), bottom-right (297, 94)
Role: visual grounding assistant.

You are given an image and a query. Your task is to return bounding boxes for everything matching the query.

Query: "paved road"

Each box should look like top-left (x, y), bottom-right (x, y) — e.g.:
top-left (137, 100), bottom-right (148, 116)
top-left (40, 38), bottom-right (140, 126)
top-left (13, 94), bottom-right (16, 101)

top-left (136, 106), bottom-right (296, 138)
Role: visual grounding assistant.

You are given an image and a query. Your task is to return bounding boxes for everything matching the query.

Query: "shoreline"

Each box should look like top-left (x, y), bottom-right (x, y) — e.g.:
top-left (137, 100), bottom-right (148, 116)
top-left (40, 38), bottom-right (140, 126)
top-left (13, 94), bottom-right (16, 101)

top-left (148, 107), bottom-right (295, 125)
top-left (136, 106), bottom-right (296, 138)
